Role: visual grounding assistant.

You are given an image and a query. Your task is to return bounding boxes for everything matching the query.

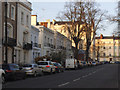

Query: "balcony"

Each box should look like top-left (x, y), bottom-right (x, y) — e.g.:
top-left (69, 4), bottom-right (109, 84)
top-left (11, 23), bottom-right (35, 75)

top-left (33, 43), bottom-right (38, 47)
top-left (50, 44), bottom-right (54, 48)
top-left (23, 42), bottom-right (32, 50)
top-left (3, 37), bottom-right (16, 47)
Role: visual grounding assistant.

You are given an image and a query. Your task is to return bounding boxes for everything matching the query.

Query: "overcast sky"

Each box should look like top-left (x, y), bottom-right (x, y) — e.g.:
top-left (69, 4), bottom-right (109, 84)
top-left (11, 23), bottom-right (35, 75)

top-left (29, 1), bottom-right (118, 36)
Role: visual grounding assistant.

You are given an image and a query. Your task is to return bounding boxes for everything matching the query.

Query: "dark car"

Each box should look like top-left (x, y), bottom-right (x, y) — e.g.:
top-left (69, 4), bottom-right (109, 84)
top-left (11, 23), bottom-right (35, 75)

top-left (52, 62), bottom-right (64, 73)
top-left (2, 63), bottom-right (26, 81)
top-left (115, 61), bottom-right (120, 64)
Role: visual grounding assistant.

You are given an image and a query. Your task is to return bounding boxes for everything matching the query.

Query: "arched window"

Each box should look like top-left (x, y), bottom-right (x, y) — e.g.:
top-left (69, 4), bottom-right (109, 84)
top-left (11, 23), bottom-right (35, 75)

top-left (4, 23), bottom-right (13, 38)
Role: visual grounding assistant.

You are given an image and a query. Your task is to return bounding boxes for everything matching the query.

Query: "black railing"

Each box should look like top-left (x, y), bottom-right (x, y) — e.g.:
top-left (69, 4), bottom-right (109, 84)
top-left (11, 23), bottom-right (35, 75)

top-left (23, 42), bottom-right (32, 50)
top-left (33, 43), bottom-right (38, 47)
top-left (3, 37), bottom-right (16, 47)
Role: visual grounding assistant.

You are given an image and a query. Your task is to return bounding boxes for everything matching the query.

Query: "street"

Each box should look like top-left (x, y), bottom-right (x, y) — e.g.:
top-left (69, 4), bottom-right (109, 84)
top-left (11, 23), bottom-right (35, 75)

top-left (2, 64), bottom-right (120, 89)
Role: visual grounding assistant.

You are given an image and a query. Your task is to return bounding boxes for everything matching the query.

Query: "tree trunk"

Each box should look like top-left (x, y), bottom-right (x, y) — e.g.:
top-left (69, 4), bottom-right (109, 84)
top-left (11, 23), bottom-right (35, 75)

top-left (74, 42), bottom-right (78, 60)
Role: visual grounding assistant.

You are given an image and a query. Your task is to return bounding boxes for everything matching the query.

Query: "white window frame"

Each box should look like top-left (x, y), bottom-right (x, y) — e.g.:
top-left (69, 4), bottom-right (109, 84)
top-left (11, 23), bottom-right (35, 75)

top-left (11, 5), bottom-right (15, 20)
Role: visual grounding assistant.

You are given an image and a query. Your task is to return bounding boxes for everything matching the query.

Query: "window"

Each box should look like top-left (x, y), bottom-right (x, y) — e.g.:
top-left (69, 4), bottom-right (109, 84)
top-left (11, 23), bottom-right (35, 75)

top-left (51, 39), bottom-right (52, 44)
top-left (48, 38), bottom-right (49, 43)
top-left (26, 15), bottom-right (29, 26)
top-left (119, 46), bottom-right (120, 49)
top-left (34, 36), bottom-right (36, 43)
top-left (103, 47), bottom-right (105, 49)
top-left (45, 36), bottom-right (46, 41)
top-left (109, 47), bottom-right (111, 49)
top-left (114, 46), bottom-right (117, 49)
top-left (103, 53), bottom-right (106, 56)
top-left (21, 12), bottom-right (24, 24)
top-left (109, 54), bottom-right (111, 56)
top-left (11, 5), bottom-right (15, 20)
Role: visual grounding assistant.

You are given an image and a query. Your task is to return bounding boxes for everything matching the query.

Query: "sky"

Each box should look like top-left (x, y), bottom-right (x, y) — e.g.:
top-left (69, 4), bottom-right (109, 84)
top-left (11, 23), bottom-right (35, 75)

top-left (28, 0), bottom-right (118, 36)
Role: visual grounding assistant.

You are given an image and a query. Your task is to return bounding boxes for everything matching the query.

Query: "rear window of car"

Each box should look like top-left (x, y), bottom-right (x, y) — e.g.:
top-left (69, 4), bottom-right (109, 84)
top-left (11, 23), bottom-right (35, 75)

top-left (38, 62), bottom-right (48, 65)
top-left (10, 64), bottom-right (19, 70)
top-left (23, 64), bottom-right (32, 67)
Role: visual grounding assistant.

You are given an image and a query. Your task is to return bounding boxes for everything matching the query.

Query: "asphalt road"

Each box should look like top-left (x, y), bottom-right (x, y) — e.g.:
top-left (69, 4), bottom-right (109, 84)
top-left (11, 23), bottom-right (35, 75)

top-left (2, 64), bottom-right (120, 89)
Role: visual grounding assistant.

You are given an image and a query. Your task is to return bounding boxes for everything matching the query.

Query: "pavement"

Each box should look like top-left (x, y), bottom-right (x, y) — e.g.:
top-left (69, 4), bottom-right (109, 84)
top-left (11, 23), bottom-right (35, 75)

top-left (2, 64), bottom-right (120, 89)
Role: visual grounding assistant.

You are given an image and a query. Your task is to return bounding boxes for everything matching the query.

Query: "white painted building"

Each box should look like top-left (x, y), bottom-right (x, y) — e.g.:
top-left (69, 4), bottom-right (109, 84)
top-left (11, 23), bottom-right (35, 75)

top-left (54, 30), bottom-right (73, 59)
top-left (15, 1), bottom-right (32, 64)
top-left (31, 25), bottom-right (41, 63)
top-left (37, 26), bottom-right (55, 56)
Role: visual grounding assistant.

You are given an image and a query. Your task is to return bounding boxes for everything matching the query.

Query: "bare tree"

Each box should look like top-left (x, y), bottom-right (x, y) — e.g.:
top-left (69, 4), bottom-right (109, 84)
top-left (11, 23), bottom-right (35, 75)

top-left (57, 1), bottom-right (106, 60)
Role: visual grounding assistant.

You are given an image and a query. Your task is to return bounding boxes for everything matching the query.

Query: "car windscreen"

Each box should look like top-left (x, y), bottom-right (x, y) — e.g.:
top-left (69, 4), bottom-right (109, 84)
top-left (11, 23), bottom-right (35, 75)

top-left (22, 64), bottom-right (32, 67)
top-left (37, 62), bottom-right (48, 65)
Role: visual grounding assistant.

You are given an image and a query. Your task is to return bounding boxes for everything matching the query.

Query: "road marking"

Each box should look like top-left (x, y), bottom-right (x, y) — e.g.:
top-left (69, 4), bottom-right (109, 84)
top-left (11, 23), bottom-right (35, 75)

top-left (92, 71), bottom-right (96, 73)
top-left (73, 78), bottom-right (81, 82)
top-left (88, 73), bottom-right (92, 75)
top-left (58, 82), bottom-right (70, 87)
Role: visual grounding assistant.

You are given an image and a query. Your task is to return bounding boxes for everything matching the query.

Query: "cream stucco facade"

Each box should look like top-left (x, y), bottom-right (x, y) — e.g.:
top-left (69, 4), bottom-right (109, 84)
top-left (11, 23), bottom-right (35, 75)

top-left (15, 1), bottom-right (32, 64)
top-left (31, 26), bottom-right (41, 63)
top-left (94, 34), bottom-right (120, 62)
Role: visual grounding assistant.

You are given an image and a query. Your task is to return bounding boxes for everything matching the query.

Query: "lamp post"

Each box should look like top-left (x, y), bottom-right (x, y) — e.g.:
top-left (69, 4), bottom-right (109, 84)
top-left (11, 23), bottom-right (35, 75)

top-left (4, 1), bottom-right (8, 64)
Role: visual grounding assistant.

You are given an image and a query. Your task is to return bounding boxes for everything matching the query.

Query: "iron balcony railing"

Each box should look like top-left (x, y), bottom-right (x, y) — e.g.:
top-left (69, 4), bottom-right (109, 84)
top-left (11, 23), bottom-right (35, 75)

top-left (23, 42), bottom-right (32, 50)
top-left (3, 37), bottom-right (16, 47)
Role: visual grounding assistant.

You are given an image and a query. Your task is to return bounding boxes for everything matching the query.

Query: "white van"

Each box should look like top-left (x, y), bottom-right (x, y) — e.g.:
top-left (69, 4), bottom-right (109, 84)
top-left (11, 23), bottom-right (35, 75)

top-left (65, 58), bottom-right (78, 69)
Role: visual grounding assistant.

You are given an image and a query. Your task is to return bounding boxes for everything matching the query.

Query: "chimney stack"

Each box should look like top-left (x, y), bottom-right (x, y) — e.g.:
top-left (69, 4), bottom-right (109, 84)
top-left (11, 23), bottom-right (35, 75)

top-left (31, 15), bottom-right (37, 25)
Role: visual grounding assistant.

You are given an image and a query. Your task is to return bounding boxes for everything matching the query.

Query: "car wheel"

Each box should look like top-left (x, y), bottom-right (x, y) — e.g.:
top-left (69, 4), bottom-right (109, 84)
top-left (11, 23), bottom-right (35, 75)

top-left (34, 72), bottom-right (37, 77)
top-left (2, 75), bottom-right (5, 84)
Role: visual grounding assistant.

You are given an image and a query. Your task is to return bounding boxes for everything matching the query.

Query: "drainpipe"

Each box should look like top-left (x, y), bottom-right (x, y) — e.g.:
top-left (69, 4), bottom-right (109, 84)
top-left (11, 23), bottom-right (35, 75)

top-left (5, 1), bottom-right (8, 64)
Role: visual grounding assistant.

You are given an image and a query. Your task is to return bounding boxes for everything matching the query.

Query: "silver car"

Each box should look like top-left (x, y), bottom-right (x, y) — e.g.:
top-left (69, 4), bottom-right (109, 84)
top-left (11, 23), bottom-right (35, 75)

top-left (37, 61), bottom-right (56, 74)
top-left (0, 68), bottom-right (5, 84)
top-left (22, 64), bottom-right (43, 77)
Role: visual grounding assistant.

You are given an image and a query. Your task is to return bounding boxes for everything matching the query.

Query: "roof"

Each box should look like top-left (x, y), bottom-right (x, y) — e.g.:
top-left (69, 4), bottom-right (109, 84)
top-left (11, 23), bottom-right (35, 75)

top-left (54, 21), bottom-right (84, 25)
top-left (95, 36), bottom-right (120, 40)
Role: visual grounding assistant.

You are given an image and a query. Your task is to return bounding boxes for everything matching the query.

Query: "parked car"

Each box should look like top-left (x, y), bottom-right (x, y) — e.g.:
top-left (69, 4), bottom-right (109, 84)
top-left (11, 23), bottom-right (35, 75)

top-left (2, 63), bottom-right (26, 81)
top-left (79, 61), bottom-right (84, 68)
top-left (115, 61), bottom-right (120, 64)
top-left (87, 61), bottom-right (92, 66)
top-left (110, 61), bottom-right (115, 64)
top-left (52, 62), bottom-right (64, 73)
top-left (0, 65), bottom-right (5, 84)
top-left (82, 61), bottom-right (87, 67)
top-left (37, 61), bottom-right (56, 74)
top-left (91, 61), bottom-right (96, 66)
top-left (22, 64), bottom-right (43, 77)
